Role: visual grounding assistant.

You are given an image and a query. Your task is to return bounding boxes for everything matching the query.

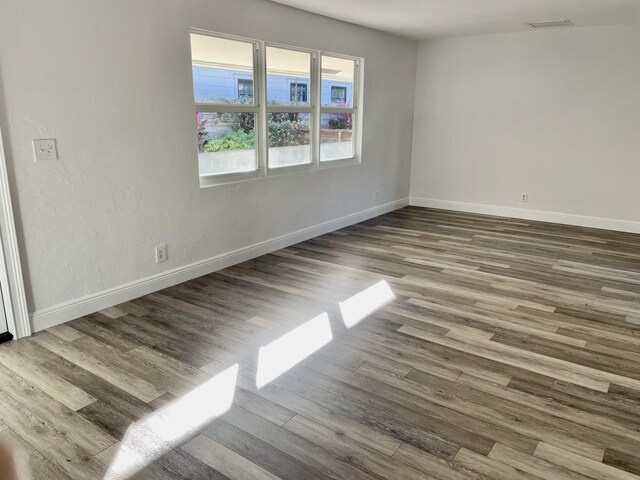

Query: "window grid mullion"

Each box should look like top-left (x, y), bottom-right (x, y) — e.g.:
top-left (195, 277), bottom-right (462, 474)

top-left (195, 105), bottom-right (259, 114)
top-left (266, 106), bottom-right (314, 114)
top-left (312, 51), bottom-right (320, 167)
top-left (320, 107), bottom-right (356, 114)
top-left (257, 41), bottom-right (268, 175)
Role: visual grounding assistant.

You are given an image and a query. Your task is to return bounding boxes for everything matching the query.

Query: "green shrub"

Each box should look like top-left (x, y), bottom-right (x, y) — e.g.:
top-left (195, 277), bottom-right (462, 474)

top-left (220, 99), bottom-right (286, 133)
top-left (202, 104), bottom-right (310, 153)
top-left (268, 119), bottom-right (309, 147)
top-left (327, 101), bottom-right (352, 130)
top-left (203, 129), bottom-right (255, 153)
top-left (220, 111), bottom-right (255, 133)
top-left (328, 116), bottom-right (351, 130)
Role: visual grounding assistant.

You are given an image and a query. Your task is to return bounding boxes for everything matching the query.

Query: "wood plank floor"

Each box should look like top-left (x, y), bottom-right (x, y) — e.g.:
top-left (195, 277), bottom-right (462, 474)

top-left (1, 206), bottom-right (640, 479)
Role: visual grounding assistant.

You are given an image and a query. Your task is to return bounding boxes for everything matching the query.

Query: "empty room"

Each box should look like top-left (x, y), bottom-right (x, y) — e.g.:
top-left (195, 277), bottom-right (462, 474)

top-left (0, 0), bottom-right (639, 478)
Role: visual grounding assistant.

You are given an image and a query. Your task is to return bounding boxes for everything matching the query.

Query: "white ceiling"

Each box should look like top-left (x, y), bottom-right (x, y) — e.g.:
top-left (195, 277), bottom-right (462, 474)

top-left (268, 0), bottom-right (640, 40)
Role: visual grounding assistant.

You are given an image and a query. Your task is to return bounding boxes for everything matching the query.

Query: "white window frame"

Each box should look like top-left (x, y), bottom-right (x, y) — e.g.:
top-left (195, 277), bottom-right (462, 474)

top-left (318, 52), bottom-right (361, 169)
top-left (191, 30), bottom-right (363, 187)
top-left (265, 43), bottom-right (317, 176)
top-left (193, 31), bottom-right (265, 187)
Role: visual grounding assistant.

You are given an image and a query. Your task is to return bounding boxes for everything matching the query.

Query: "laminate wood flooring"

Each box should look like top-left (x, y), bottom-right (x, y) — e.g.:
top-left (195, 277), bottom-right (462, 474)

top-left (1, 207), bottom-right (640, 479)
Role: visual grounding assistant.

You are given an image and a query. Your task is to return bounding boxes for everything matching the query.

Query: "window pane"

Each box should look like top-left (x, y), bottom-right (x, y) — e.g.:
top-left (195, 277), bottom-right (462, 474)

top-left (321, 112), bottom-right (353, 161)
top-left (238, 79), bottom-right (254, 100)
top-left (268, 113), bottom-right (311, 168)
top-left (197, 112), bottom-right (257, 175)
top-left (266, 47), bottom-right (311, 106)
top-left (321, 56), bottom-right (355, 107)
top-left (290, 83), bottom-right (308, 103)
top-left (191, 34), bottom-right (255, 104)
top-left (331, 86), bottom-right (347, 104)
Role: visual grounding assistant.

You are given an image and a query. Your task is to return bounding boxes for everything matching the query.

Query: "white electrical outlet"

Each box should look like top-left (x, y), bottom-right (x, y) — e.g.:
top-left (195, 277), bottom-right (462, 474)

top-left (521, 193), bottom-right (528, 203)
top-left (155, 244), bottom-right (167, 264)
top-left (33, 139), bottom-right (58, 162)
top-left (374, 191), bottom-right (380, 202)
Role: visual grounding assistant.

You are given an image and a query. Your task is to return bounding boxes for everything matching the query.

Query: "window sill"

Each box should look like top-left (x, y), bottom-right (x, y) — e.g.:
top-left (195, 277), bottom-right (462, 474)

top-left (318, 156), bottom-right (360, 169)
top-left (199, 169), bottom-right (265, 188)
top-left (199, 156), bottom-right (360, 188)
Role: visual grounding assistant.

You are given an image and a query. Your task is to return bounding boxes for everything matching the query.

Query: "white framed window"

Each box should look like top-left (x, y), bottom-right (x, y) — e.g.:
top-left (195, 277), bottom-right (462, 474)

top-left (191, 32), bottom-right (264, 186)
top-left (319, 54), bottom-right (358, 165)
top-left (190, 30), bottom-right (362, 186)
top-left (265, 45), bottom-right (315, 173)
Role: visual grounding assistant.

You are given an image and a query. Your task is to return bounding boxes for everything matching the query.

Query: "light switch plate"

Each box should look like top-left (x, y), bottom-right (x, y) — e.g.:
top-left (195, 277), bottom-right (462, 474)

top-left (33, 139), bottom-right (58, 162)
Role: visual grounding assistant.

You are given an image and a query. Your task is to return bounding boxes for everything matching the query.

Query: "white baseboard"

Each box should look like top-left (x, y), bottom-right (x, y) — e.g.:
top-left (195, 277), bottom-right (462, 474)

top-left (410, 197), bottom-right (640, 234)
top-left (31, 198), bottom-right (409, 332)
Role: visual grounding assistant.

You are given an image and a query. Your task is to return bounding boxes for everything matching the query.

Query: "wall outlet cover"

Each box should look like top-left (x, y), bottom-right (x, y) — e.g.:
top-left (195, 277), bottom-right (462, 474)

top-left (155, 244), bottom-right (168, 264)
top-left (33, 139), bottom-right (58, 162)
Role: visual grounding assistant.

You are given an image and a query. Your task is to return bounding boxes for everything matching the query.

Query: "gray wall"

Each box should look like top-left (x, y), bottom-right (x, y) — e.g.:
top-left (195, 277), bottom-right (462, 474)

top-left (410, 24), bottom-right (640, 227)
top-left (0, 0), bottom-right (417, 320)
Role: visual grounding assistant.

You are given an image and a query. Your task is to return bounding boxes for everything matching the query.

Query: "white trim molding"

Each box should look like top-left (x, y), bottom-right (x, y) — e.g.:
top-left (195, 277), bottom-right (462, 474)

top-left (410, 197), bottom-right (640, 234)
top-left (0, 126), bottom-right (30, 339)
top-left (31, 197), bottom-right (409, 332)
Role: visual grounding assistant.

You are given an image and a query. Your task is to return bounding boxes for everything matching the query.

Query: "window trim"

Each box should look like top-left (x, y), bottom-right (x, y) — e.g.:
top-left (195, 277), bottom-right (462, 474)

top-left (319, 52), bottom-right (361, 167)
top-left (237, 78), bottom-right (254, 100)
top-left (330, 86), bottom-right (347, 104)
top-left (190, 29), bottom-right (363, 187)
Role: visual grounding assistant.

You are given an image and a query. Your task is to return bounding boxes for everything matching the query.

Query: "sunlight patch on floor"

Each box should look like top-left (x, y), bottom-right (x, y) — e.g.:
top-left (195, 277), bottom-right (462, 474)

top-left (339, 280), bottom-right (395, 328)
top-left (106, 279), bottom-right (395, 478)
top-left (256, 312), bottom-right (333, 388)
top-left (105, 364), bottom-right (239, 479)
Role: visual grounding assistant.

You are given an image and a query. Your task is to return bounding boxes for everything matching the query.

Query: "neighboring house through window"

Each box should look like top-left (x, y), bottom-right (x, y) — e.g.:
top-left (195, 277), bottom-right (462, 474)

top-left (331, 86), bottom-right (347, 105)
top-left (238, 79), bottom-right (253, 100)
top-left (290, 82), bottom-right (308, 103)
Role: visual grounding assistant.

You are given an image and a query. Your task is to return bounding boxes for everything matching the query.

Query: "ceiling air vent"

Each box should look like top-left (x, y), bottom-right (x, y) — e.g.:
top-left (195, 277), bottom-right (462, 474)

top-left (527, 19), bottom-right (574, 29)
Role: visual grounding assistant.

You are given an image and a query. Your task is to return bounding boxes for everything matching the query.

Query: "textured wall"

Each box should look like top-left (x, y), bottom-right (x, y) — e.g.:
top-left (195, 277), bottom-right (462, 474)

top-left (0, 0), bottom-right (417, 314)
top-left (410, 24), bottom-right (640, 222)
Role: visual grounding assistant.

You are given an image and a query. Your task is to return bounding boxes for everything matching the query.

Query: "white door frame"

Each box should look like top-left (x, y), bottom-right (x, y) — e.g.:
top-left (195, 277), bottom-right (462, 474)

top-left (0, 125), bottom-right (30, 338)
